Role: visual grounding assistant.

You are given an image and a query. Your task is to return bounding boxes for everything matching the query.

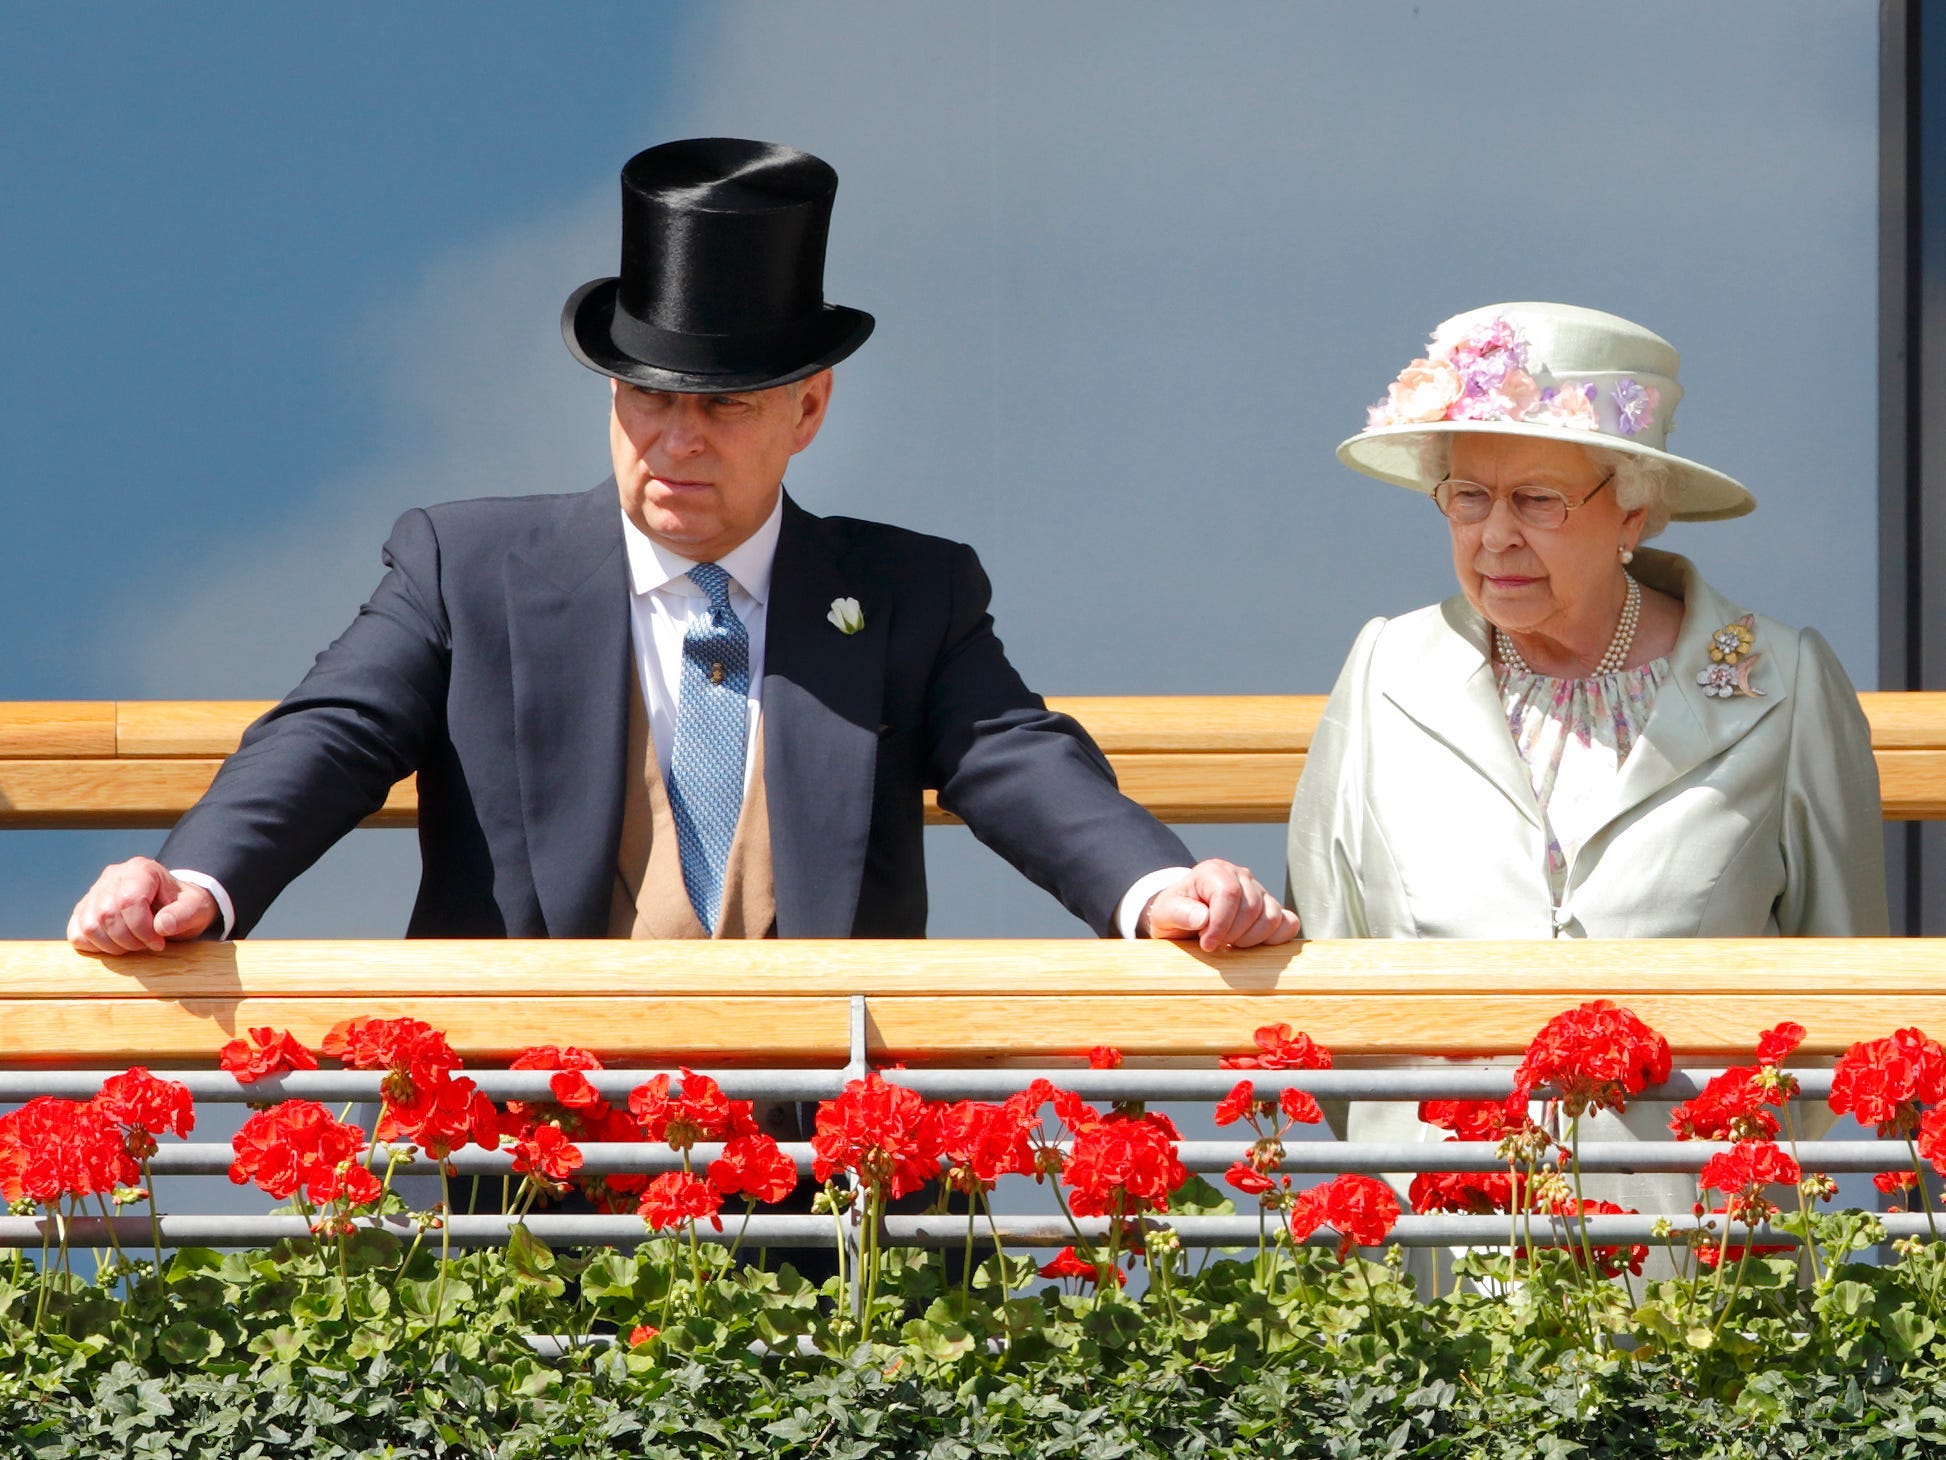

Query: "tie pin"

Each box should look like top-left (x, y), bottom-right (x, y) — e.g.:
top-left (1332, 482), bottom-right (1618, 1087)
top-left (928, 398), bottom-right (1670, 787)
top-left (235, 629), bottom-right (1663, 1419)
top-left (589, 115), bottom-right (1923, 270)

top-left (710, 662), bottom-right (725, 686)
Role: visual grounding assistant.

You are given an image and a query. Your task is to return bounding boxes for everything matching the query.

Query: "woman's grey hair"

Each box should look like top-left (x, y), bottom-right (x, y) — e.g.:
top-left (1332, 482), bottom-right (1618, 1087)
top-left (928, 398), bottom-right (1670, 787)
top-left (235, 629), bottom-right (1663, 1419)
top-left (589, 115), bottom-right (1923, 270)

top-left (1416, 435), bottom-right (1670, 540)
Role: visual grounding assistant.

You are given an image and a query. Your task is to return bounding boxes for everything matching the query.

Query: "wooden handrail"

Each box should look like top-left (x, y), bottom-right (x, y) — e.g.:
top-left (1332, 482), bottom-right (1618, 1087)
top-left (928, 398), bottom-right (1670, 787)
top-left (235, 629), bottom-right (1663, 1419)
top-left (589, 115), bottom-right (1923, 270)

top-left (4, 694), bottom-right (1946, 827)
top-left (2, 937), bottom-right (1939, 1064)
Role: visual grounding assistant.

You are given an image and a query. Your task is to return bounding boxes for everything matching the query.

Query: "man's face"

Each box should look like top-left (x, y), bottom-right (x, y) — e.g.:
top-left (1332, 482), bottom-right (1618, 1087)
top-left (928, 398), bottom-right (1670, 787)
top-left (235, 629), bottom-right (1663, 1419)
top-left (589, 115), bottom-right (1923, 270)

top-left (609, 370), bottom-right (833, 560)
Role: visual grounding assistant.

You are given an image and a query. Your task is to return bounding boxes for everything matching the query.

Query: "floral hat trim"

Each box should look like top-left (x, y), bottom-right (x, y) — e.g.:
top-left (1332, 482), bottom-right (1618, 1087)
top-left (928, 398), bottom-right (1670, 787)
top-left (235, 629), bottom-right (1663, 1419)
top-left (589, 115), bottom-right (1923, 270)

top-left (1366, 316), bottom-right (1664, 442)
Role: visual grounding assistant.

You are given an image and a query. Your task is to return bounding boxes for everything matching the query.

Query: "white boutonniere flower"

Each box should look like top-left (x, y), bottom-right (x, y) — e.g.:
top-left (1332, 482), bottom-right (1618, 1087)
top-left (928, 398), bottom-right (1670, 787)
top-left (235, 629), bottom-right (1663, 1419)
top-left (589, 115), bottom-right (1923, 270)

top-left (827, 596), bottom-right (864, 635)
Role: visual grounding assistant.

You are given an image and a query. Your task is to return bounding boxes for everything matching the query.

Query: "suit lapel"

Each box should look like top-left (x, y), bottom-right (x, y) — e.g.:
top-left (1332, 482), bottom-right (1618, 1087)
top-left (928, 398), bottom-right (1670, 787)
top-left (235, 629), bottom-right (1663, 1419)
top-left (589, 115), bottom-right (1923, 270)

top-left (507, 482), bottom-right (631, 936)
top-left (762, 494), bottom-right (887, 936)
top-left (1599, 550), bottom-right (1786, 831)
top-left (1382, 597), bottom-right (1545, 830)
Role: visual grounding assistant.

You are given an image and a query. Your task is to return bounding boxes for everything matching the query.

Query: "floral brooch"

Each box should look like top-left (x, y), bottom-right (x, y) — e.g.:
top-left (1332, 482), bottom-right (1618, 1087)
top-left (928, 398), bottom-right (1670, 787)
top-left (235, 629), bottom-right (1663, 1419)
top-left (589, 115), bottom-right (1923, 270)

top-left (1696, 613), bottom-right (1765, 699)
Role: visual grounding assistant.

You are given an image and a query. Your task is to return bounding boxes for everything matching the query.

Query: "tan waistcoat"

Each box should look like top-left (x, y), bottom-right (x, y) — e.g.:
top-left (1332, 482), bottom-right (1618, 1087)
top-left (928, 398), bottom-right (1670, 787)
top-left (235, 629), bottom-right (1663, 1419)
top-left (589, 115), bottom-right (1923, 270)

top-left (607, 672), bottom-right (776, 940)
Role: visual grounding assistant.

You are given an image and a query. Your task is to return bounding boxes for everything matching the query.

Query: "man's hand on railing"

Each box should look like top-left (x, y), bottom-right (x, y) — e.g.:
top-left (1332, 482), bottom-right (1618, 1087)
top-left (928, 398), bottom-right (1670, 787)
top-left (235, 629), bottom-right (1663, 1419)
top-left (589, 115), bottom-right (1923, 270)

top-left (1137, 858), bottom-right (1300, 951)
top-left (67, 856), bottom-right (217, 954)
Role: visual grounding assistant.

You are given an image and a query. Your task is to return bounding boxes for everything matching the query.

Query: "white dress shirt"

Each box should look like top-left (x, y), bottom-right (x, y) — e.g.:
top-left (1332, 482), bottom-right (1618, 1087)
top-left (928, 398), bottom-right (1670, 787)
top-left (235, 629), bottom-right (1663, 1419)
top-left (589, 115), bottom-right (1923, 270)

top-left (179, 489), bottom-right (1181, 938)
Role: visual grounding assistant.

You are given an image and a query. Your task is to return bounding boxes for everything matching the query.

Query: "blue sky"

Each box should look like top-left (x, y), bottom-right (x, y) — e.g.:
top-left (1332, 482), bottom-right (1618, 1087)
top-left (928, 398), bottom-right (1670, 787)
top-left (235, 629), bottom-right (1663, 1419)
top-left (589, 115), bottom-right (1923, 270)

top-left (3, 3), bottom-right (1881, 940)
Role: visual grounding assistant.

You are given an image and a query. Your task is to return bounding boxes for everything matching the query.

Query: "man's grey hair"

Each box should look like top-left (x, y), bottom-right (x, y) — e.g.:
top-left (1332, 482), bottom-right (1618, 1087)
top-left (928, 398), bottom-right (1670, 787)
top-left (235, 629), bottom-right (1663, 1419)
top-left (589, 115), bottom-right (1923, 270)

top-left (1416, 434), bottom-right (1671, 540)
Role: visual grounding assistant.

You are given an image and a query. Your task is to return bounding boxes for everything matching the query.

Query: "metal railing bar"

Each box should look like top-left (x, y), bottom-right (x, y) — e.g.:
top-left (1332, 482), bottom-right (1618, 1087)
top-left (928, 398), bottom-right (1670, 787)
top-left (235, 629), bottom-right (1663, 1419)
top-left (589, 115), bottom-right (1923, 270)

top-left (124, 1137), bottom-right (1916, 1178)
top-left (1, 1211), bottom-right (1920, 1251)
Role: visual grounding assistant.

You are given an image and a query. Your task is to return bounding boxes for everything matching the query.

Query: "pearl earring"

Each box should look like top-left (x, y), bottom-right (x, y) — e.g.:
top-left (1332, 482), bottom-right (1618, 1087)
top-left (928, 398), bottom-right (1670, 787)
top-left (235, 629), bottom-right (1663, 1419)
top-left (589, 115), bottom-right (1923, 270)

top-left (1618, 546), bottom-right (1635, 566)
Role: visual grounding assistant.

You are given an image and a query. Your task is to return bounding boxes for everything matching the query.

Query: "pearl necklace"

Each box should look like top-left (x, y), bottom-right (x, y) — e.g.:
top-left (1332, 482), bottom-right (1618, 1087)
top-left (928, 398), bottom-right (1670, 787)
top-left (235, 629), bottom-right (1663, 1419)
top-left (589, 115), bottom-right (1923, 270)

top-left (1496, 573), bottom-right (1641, 678)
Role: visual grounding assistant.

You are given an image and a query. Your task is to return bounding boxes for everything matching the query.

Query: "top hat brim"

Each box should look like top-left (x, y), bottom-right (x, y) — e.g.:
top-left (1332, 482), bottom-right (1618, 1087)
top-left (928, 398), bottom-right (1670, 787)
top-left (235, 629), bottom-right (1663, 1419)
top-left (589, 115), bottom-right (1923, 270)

top-left (562, 277), bottom-right (875, 393)
top-left (1336, 419), bottom-right (1757, 523)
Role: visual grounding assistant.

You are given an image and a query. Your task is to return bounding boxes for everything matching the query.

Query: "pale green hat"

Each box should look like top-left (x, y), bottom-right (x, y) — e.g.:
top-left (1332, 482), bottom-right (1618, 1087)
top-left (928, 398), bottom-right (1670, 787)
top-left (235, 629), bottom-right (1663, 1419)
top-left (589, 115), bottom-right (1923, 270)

top-left (1336, 302), bottom-right (1754, 522)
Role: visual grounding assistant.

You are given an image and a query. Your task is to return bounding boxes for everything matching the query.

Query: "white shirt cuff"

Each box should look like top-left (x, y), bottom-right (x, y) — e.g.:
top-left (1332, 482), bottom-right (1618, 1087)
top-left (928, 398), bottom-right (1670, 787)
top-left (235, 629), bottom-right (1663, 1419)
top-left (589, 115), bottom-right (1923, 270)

top-left (1115, 866), bottom-right (1193, 940)
top-left (169, 869), bottom-right (236, 941)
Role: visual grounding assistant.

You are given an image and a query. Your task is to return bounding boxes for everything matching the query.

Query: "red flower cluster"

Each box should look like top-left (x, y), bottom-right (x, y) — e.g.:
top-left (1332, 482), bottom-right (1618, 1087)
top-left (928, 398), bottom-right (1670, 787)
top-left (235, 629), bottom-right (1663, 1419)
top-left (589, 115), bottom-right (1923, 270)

top-left (0, 1096), bottom-right (136, 1205)
top-left (811, 1073), bottom-right (943, 1200)
top-left (1086, 1046), bottom-right (1124, 1070)
top-left (630, 1068), bottom-right (755, 1151)
top-left (1038, 1244), bottom-right (1124, 1287)
top-left (1220, 1023), bottom-right (1334, 1072)
top-left (1216, 1078), bottom-right (1322, 1205)
top-left (1830, 1028), bottom-right (1946, 1138)
top-left (1698, 1141), bottom-right (1801, 1222)
top-left (707, 1133), bottom-right (799, 1205)
top-left (324, 1016), bottom-right (459, 1086)
top-left (638, 1170), bottom-right (723, 1232)
top-left (505, 1045), bottom-right (648, 1210)
top-left (1512, 999), bottom-right (1671, 1117)
top-left (1536, 1198), bottom-right (1650, 1279)
top-left (94, 1068), bottom-right (195, 1160)
top-left (323, 1015), bottom-right (497, 1162)
top-left (1668, 1066), bottom-right (1783, 1143)
top-left (1406, 1096), bottom-right (1543, 1217)
top-left (938, 1100), bottom-right (1036, 1195)
top-left (509, 1123), bottom-right (584, 1186)
top-left (218, 1027), bottom-right (318, 1083)
top-left (229, 1099), bottom-right (380, 1208)
top-left (1289, 1173), bottom-right (1402, 1259)
top-left (1757, 1022), bottom-right (1807, 1068)
top-left (1064, 1110), bottom-right (1186, 1219)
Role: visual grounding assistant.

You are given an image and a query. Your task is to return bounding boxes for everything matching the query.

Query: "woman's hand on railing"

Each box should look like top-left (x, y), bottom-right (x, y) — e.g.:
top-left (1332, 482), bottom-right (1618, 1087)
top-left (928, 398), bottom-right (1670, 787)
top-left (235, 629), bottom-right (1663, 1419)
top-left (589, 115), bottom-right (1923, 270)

top-left (1138, 858), bottom-right (1300, 951)
top-left (67, 856), bottom-right (217, 955)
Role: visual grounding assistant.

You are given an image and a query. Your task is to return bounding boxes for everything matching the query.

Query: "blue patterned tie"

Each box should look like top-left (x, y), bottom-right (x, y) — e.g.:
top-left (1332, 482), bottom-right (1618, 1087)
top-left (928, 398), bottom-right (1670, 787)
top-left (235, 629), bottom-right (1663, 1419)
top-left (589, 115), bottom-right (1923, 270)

top-left (667, 563), bottom-right (749, 932)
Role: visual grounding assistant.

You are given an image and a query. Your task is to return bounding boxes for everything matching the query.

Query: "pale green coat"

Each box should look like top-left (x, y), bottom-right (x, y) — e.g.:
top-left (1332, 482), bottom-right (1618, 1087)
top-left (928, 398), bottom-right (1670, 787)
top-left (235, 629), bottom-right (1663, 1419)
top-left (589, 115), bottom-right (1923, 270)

top-left (1286, 549), bottom-right (1888, 940)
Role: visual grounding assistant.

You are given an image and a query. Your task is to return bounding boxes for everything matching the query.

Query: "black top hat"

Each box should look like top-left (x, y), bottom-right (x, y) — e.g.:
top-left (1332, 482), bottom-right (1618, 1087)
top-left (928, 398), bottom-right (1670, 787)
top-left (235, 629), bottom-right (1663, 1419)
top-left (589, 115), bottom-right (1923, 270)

top-left (562, 138), bottom-right (875, 393)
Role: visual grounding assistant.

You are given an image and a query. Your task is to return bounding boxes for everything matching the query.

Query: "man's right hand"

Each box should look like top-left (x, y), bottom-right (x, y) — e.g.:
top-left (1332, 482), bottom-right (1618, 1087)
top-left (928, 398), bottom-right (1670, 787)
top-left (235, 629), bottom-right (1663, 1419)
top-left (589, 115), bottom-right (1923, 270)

top-left (67, 858), bottom-right (218, 954)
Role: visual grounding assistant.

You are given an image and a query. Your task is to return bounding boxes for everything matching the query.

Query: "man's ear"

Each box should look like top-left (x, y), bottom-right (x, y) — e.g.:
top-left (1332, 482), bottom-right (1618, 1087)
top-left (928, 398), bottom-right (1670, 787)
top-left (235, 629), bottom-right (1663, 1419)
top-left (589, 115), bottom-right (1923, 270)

top-left (789, 369), bottom-right (834, 454)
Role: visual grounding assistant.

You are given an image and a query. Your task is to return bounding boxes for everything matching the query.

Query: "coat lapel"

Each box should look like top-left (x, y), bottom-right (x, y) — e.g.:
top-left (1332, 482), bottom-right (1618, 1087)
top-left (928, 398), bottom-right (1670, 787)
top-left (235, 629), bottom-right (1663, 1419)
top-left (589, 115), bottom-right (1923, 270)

top-left (1381, 597), bottom-right (1546, 830)
top-left (506, 482), bottom-right (631, 936)
top-left (1598, 549), bottom-right (1786, 831)
top-left (762, 494), bottom-right (887, 936)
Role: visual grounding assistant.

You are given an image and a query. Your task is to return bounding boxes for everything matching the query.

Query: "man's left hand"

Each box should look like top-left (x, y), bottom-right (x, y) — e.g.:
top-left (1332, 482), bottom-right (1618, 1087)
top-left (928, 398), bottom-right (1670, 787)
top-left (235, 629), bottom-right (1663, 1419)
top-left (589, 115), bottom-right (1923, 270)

top-left (1140, 859), bottom-right (1300, 951)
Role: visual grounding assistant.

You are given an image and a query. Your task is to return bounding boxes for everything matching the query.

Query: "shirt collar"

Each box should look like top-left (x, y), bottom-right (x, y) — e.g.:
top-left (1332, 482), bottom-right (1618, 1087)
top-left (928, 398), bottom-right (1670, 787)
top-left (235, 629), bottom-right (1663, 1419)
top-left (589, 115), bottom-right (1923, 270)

top-left (620, 490), bottom-right (783, 606)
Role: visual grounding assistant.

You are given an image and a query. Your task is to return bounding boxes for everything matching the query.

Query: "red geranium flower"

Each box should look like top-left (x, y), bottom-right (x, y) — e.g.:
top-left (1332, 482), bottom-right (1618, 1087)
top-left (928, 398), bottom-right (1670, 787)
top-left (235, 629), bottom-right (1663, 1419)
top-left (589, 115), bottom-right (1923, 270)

top-left (1756, 1022), bottom-right (1807, 1067)
top-left (707, 1132), bottom-right (799, 1205)
top-left (937, 1100), bottom-right (1034, 1194)
top-left (93, 1068), bottom-right (195, 1159)
top-left (229, 1100), bottom-right (379, 1209)
top-left (1668, 1066), bottom-right (1782, 1143)
top-left (323, 1016), bottom-right (459, 1085)
top-left (376, 1070), bottom-right (500, 1161)
top-left (217, 1027), bottom-right (319, 1083)
top-left (628, 1324), bottom-right (659, 1348)
top-left (1699, 1141), bottom-right (1801, 1221)
top-left (1062, 1111), bottom-right (1186, 1218)
top-left (1289, 1173), bottom-right (1401, 1259)
top-left (1087, 1046), bottom-right (1123, 1070)
top-left (1874, 1169), bottom-right (1919, 1195)
top-left (1419, 1094), bottom-right (1533, 1141)
top-left (1220, 1023), bottom-right (1334, 1071)
top-left (810, 1073), bottom-right (943, 1201)
top-left (630, 1068), bottom-right (754, 1150)
top-left (510, 1124), bottom-right (584, 1186)
top-left (1038, 1244), bottom-right (1124, 1287)
top-left (638, 1170), bottom-right (723, 1232)
top-left (1213, 1079), bottom-right (1257, 1128)
top-left (1224, 1159), bottom-right (1274, 1196)
top-left (0, 1097), bottom-right (135, 1204)
top-left (1830, 1029), bottom-right (1946, 1137)
top-left (1279, 1087), bottom-right (1323, 1126)
top-left (1409, 1166), bottom-right (1524, 1217)
top-left (1533, 1198), bottom-right (1650, 1278)
top-left (1513, 1000), bottom-right (1671, 1117)
top-left (1917, 1106), bottom-right (1946, 1178)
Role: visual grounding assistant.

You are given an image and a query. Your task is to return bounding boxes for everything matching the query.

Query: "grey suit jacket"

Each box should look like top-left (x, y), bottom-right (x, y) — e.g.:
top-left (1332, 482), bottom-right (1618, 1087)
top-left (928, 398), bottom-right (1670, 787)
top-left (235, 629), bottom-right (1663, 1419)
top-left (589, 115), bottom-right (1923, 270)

top-left (1287, 549), bottom-right (1888, 939)
top-left (161, 483), bottom-right (1191, 938)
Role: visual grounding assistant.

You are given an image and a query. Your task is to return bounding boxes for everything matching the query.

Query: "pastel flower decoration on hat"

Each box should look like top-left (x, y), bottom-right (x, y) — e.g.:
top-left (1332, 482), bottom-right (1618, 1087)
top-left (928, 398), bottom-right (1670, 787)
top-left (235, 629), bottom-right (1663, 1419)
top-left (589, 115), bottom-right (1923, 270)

top-left (1612, 377), bottom-right (1662, 437)
top-left (1533, 382), bottom-right (1600, 431)
top-left (827, 596), bottom-right (864, 635)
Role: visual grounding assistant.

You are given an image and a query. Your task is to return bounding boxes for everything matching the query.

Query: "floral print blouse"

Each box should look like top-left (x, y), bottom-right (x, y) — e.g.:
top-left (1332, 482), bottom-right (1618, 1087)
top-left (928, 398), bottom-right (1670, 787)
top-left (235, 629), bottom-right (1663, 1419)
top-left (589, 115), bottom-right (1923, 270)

top-left (1495, 658), bottom-right (1672, 903)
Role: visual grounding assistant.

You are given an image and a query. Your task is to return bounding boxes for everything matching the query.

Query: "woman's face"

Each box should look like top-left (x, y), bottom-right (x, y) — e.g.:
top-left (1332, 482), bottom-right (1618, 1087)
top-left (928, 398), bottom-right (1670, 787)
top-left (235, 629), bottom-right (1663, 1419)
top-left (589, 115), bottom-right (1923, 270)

top-left (1444, 433), bottom-right (1645, 641)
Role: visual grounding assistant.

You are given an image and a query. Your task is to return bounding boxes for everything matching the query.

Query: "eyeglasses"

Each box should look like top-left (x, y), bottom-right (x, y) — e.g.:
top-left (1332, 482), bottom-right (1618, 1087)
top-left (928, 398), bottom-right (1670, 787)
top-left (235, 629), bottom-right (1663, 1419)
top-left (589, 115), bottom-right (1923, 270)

top-left (1432, 473), bottom-right (1614, 529)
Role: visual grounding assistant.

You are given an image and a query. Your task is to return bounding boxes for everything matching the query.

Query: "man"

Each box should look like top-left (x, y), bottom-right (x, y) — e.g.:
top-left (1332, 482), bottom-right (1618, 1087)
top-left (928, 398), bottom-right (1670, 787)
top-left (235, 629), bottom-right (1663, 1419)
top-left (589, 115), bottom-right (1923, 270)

top-left (69, 138), bottom-right (1296, 955)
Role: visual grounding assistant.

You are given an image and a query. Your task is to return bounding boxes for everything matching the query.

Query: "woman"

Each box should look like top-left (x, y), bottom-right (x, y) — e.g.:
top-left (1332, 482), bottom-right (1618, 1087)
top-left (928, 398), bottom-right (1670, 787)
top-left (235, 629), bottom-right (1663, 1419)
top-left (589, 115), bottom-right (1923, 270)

top-left (1287, 303), bottom-right (1887, 1263)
